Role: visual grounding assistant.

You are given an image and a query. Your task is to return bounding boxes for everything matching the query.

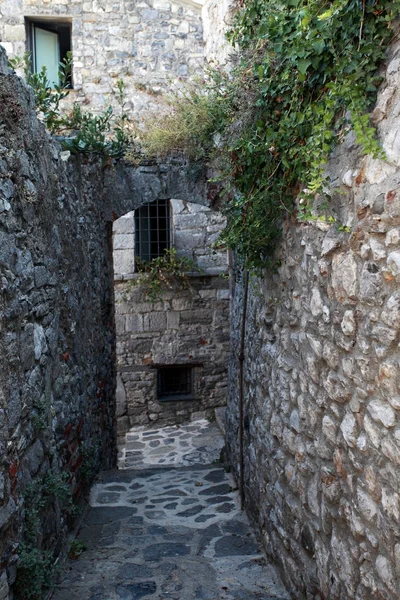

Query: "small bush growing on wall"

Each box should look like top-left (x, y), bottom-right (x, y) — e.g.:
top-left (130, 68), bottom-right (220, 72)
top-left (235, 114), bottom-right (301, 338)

top-left (8, 53), bottom-right (133, 158)
top-left (132, 248), bottom-right (203, 301)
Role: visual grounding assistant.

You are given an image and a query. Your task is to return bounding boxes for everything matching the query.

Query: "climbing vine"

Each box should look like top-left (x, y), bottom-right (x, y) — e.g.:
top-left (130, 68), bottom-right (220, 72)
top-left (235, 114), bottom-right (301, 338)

top-left (142, 0), bottom-right (400, 268)
top-left (217, 0), bottom-right (400, 267)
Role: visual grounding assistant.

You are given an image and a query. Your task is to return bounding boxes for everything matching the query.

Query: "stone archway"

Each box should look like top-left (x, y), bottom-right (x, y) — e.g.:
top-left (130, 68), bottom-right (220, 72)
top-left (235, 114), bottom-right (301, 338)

top-left (109, 189), bottom-right (230, 468)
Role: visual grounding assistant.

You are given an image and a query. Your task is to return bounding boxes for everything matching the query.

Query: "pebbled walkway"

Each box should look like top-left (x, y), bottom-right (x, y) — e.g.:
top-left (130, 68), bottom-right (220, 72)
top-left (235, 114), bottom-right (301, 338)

top-left (52, 420), bottom-right (290, 600)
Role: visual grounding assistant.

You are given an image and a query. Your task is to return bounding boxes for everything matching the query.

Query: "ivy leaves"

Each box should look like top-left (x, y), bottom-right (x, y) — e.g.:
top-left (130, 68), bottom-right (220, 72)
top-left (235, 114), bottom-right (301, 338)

top-left (219, 0), bottom-right (400, 268)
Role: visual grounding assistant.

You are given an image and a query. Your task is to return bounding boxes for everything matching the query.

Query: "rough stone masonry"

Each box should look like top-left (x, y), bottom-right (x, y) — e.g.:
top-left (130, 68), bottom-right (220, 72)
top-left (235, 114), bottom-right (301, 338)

top-left (0, 0), bottom-right (204, 122)
top-left (226, 37), bottom-right (400, 600)
top-left (0, 44), bottom-right (209, 598)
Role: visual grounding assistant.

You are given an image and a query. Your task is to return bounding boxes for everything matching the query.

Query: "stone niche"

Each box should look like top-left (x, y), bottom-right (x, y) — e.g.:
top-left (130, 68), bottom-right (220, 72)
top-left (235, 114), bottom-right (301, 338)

top-left (226, 39), bottom-right (400, 600)
top-left (113, 199), bottom-right (230, 441)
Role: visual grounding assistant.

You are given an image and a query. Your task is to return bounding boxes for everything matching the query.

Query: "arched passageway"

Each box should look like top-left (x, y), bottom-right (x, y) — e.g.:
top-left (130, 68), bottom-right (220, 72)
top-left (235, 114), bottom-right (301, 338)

top-left (111, 195), bottom-right (230, 468)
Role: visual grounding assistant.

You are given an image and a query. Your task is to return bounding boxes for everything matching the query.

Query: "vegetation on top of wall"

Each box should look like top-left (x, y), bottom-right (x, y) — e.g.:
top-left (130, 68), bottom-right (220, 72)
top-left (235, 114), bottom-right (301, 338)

top-left (8, 53), bottom-right (133, 158)
top-left (132, 248), bottom-right (203, 301)
top-left (140, 0), bottom-right (400, 268)
top-left (140, 78), bottom-right (229, 160)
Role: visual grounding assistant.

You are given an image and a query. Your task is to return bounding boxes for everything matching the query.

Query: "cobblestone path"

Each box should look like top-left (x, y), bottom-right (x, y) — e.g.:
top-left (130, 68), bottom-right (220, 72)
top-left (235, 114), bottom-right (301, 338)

top-left (118, 419), bottom-right (225, 470)
top-left (52, 421), bottom-right (290, 600)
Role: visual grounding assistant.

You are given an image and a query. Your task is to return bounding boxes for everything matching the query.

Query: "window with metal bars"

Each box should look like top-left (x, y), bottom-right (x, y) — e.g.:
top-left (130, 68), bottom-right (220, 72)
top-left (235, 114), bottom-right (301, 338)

top-left (157, 366), bottom-right (194, 402)
top-left (135, 199), bottom-right (171, 264)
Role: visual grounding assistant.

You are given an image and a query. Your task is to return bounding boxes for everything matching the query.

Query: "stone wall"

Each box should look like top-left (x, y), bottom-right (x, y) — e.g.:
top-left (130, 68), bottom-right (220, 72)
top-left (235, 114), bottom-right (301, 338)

top-left (0, 44), bottom-right (209, 598)
top-left (0, 0), bottom-right (203, 121)
top-left (0, 46), bottom-right (116, 598)
top-left (113, 199), bottom-right (229, 437)
top-left (115, 274), bottom-right (230, 439)
top-left (113, 199), bottom-right (227, 279)
top-left (226, 43), bottom-right (400, 600)
top-left (202, 0), bottom-right (237, 65)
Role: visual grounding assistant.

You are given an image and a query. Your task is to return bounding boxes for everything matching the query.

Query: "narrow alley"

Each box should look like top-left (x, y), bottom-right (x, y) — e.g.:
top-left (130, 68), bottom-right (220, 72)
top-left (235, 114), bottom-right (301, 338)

top-left (51, 419), bottom-right (290, 600)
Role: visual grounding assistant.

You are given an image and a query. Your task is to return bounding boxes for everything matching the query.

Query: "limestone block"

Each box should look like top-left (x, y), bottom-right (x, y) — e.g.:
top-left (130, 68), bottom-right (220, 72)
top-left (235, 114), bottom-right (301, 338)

top-left (357, 487), bottom-right (378, 522)
top-left (341, 310), bottom-right (356, 336)
top-left (364, 415), bottom-right (382, 449)
top-left (3, 24), bottom-right (25, 41)
top-left (310, 287), bottom-right (323, 316)
top-left (367, 399), bottom-right (396, 428)
top-left (381, 436), bottom-right (400, 465)
top-left (113, 249), bottom-right (135, 276)
top-left (385, 228), bottom-right (400, 246)
top-left (33, 324), bottom-right (48, 360)
top-left (331, 253), bottom-right (358, 301)
top-left (167, 311), bottom-right (180, 329)
top-left (340, 413), bottom-right (358, 448)
top-left (126, 314), bottom-right (143, 333)
top-left (381, 487), bottom-right (399, 520)
top-left (388, 396), bottom-right (400, 410)
top-left (387, 252), bottom-right (400, 277)
top-left (375, 555), bottom-right (396, 592)
top-left (216, 289), bottom-right (229, 301)
top-left (369, 238), bottom-right (387, 261)
top-left (381, 291), bottom-right (400, 328)
top-left (364, 157), bottom-right (397, 185)
top-left (116, 374), bottom-right (127, 418)
top-left (149, 312), bottom-right (167, 331)
top-left (113, 233), bottom-right (135, 250)
top-left (322, 415), bottom-right (337, 442)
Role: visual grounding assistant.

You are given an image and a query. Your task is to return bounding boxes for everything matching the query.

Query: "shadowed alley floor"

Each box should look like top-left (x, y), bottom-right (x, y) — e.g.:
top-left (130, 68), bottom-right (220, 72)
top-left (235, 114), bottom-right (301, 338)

top-left (51, 419), bottom-right (290, 600)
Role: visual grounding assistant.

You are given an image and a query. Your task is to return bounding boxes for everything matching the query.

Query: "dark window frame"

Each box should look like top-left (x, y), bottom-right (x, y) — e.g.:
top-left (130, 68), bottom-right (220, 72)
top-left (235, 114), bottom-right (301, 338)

top-left (135, 199), bottom-right (171, 265)
top-left (25, 17), bottom-right (73, 88)
top-left (156, 365), bottom-right (195, 402)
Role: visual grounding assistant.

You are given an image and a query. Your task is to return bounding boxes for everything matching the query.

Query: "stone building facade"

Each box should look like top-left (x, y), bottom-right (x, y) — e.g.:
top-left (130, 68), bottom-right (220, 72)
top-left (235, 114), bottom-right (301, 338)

top-left (113, 199), bottom-right (230, 441)
top-left (226, 40), bottom-right (400, 600)
top-left (0, 0), bottom-right (204, 121)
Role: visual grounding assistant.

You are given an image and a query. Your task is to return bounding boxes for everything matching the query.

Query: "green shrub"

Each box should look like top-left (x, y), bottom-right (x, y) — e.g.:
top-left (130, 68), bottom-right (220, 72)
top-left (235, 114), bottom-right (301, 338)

top-left (132, 248), bottom-right (202, 301)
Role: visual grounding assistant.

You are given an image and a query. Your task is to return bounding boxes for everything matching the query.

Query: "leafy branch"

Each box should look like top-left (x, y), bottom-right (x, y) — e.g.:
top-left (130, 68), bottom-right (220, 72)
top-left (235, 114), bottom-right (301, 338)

top-left (8, 52), bottom-right (134, 158)
top-left (132, 248), bottom-right (203, 301)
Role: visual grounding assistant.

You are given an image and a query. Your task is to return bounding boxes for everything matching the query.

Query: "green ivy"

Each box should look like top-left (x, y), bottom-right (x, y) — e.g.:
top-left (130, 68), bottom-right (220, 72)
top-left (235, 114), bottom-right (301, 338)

top-left (217, 0), bottom-right (400, 267)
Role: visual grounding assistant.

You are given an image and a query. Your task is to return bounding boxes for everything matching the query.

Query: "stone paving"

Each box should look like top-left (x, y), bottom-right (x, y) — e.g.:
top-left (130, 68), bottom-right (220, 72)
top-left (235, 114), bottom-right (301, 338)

top-left (118, 419), bottom-right (225, 470)
top-left (52, 421), bottom-right (290, 600)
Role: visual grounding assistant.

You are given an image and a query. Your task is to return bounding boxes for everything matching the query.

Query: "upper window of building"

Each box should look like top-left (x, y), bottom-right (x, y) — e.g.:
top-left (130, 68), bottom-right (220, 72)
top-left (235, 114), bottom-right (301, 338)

top-left (26, 19), bottom-right (72, 87)
top-left (135, 199), bottom-right (171, 264)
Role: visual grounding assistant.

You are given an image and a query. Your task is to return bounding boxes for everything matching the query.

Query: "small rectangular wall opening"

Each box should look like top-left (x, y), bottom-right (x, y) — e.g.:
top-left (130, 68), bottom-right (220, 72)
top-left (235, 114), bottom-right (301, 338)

top-left (157, 366), bottom-right (194, 402)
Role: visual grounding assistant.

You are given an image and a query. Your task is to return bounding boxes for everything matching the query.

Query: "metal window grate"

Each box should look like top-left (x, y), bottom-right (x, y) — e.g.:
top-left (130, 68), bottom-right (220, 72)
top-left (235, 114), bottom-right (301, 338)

top-left (135, 199), bottom-right (171, 263)
top-left (157, 366), bottom-right (193, 402)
